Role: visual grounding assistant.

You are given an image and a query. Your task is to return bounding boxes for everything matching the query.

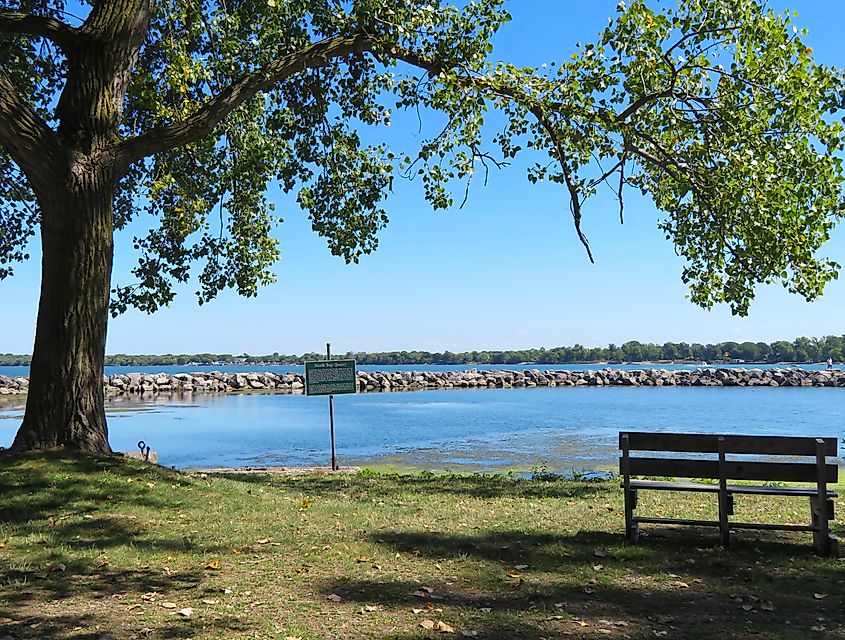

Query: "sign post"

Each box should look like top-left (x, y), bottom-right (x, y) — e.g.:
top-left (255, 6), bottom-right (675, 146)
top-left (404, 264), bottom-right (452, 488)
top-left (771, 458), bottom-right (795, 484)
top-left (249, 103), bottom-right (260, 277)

top-left (304, 344), bottom-right (357, 471)
top-left (327, 343), bottom-right (336, 471)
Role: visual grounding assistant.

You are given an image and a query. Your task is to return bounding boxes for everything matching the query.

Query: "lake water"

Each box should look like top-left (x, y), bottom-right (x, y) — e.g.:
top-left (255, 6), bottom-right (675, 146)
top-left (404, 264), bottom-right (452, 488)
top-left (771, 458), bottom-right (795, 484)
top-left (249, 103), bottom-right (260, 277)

top-left (1, 384), bottom-right (841, 471)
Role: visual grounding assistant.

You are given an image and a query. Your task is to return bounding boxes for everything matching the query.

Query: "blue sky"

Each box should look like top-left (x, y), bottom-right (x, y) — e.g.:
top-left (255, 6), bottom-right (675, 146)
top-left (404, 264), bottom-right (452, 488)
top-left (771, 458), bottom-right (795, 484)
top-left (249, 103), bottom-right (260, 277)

top-left (1, 0), bottom-right (844, 356)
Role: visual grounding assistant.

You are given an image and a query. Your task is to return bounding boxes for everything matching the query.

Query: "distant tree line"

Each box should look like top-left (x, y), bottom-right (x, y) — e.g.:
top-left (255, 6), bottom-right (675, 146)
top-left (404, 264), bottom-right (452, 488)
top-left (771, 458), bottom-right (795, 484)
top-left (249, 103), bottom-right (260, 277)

top-left (343, 335), bottom-right (845, 364)
top-left (1, 336), bottom-right (843, 368)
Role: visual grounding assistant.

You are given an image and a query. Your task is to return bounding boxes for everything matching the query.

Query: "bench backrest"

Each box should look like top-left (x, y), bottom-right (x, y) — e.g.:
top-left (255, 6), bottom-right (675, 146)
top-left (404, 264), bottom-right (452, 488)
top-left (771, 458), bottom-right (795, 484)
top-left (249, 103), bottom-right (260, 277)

top-left (619, 432), bottom-right (839, 483)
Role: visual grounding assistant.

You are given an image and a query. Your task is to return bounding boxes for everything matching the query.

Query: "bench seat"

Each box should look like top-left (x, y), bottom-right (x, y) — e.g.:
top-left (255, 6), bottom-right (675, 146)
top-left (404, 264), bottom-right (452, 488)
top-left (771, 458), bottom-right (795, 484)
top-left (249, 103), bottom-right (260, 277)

top-left (626, 478), bottom-right (838, 498)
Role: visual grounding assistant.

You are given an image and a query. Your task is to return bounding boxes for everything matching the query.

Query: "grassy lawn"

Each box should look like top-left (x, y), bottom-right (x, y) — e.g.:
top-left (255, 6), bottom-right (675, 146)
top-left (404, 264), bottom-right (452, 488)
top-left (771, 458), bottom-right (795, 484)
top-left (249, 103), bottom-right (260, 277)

top-left (0, 452), bottom-right (843, 640)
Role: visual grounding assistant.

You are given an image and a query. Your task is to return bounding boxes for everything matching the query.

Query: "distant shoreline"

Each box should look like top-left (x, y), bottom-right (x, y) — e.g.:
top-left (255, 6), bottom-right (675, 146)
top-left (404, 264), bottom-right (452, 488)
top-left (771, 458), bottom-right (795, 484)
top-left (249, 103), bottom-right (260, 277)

top-left (2, 334), bottom-right (843, 369)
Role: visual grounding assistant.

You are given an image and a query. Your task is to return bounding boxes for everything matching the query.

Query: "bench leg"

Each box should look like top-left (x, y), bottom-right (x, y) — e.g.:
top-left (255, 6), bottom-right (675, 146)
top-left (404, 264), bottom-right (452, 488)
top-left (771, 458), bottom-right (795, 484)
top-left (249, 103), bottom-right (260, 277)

top-left (717, 438), bottom-right (731, 548)
top-left (718, 492), bottom-right (731, 548)
top-left (811, 497), bottom-right (836, 557)
top-left (624, 488), bottom-right (639, 543)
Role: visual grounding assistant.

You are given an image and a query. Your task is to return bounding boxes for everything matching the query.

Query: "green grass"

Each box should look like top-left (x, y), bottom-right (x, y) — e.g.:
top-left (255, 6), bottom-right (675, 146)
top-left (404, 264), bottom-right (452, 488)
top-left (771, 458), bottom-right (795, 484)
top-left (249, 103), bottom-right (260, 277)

top-left (0, 452), bottom-right (843, 640)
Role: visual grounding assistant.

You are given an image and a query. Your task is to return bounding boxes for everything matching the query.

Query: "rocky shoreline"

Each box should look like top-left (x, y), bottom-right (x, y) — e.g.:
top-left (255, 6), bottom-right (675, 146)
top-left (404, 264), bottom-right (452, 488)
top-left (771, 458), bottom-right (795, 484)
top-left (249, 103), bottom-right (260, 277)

top-left (0, 367), bottom-right (843, 396)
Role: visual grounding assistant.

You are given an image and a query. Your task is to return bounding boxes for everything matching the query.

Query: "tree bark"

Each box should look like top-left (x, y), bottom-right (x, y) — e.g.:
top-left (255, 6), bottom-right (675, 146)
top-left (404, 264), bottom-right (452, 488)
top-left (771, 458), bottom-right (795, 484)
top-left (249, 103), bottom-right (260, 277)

top-left (11, 165), bottom-right (116, 453)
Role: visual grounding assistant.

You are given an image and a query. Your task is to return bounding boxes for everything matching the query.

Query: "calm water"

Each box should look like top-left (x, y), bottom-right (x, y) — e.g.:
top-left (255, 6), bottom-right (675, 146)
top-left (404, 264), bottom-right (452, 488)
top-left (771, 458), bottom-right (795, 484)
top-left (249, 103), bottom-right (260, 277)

top-left (1, 385), bottom-right (841, 471)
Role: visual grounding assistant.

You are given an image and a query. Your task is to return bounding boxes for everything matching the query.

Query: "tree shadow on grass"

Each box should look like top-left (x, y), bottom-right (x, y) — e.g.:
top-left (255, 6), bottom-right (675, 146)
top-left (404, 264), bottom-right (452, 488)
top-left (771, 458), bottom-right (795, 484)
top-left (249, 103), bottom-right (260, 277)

top-left (0, 452), bottom-right (227, 551)
top-left (0, 452), bottom-right (237, 639)
top-left (311, 527), bottom-right (845, 639)
top-left (0, 450), bottom-right (180, 524)
top-left (0, 555), bottom-right (255, 640)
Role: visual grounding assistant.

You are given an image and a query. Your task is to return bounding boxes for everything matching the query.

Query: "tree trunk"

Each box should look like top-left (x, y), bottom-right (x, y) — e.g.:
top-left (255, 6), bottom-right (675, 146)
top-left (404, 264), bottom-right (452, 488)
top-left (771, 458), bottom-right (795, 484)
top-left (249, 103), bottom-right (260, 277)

top-left (6, 1), bottom-right (154, 454)
top-left (11, 167), bottom-right (115, 454)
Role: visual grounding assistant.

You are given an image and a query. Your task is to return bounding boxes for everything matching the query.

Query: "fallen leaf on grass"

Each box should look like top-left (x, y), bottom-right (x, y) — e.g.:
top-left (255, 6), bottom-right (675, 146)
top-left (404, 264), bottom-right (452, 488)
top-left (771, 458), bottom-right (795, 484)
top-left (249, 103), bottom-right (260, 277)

top-left (598, 619), bottom-right (628, 627)
top-left (204, 560), bottom-right (220, 570)
top-left (34, 572), bottom-right (48, 579)
top-left (359, 605), bottom-right (378, 613)
top-left (257, 538), bottom-right (271, 544)
top-left (160, 602), bottom-right (177, 609)
top-left (741, 605), bottom-right (753, 612)
top-left (814, 593), bottom-right (828, 600)
top-left (355, 556), bottom-right (371, 563)
top-left (201, 599), bottom-right (218, 605)
top-left (593, 550), bottom-right (607, 558)
top-left (285, 637), bottom-right (302, 640)
top-left (326, 594), bottom-right (342, 602)
top-left (461, 632), bottom-right (478, 638)
top-left (671, 581), bottom-right (689, 589)
top-left (177, 608), bottom-right (193, 617)
top-left (420, 620), bottom-right (436, 630)
top-left (760, 600), bottom-right (775, 611)
top-left (479, 608), bottom-right (492, 613)
top-left (127, 604), bottom-right (143, 611)
top-left (412, 587), bottom-right (434, 598)
top-left (514, 564), bottom-right (529, 570)
top-left (583, 587), bottom-right (595, 595)
top-left (0, 616), bottom-right (13, 624)
top-left (437, 621), bottom-right (455, 633)
top-left (811, 625), bottom-right (826, 632)
top-left (506, 571), bottom-right (522, 579)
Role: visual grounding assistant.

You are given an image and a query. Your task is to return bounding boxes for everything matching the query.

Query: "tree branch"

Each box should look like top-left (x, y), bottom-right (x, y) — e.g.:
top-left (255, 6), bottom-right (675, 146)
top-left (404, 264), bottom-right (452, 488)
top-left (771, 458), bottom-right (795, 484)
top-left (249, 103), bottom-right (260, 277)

top-left (450, 74), bottom-right (595, 261)
top-left (623, 134), bottom-right (755, 277)
top-left (116, 31), bottom-right (595, 262)
top-left (0, 11), bottom-right (78, 49)
top-left (0, 66), bottom-right (62, 186)
top-left (617, 88), bottom-right (674, 122)
top-left (117, 33), bottom-right (378, 166)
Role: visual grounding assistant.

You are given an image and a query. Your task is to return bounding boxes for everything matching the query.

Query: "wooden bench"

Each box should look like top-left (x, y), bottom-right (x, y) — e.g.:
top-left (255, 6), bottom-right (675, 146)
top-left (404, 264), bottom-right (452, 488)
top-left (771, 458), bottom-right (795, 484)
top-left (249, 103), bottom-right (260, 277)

top-left (619, 432), bottom-right (839, 555)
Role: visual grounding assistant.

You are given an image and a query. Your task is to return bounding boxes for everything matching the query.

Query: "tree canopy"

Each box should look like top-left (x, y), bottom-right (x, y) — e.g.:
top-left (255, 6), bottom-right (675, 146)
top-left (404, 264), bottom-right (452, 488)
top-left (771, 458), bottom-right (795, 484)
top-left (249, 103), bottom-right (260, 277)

top-left (2, 0), bottom-right (843, 316)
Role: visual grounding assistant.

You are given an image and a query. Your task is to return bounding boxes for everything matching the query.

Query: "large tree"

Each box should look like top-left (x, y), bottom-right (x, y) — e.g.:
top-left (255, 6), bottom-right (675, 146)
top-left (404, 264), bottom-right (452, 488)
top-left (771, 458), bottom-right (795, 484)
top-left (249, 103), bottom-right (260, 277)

top-left (1, 0), bottom-right (843, 453)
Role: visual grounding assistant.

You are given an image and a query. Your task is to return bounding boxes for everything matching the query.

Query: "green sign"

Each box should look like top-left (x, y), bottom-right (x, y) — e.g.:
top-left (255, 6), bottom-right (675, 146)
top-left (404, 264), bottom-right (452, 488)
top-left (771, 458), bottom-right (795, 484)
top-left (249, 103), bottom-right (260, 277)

top-left (304, 359), bottom-right (357, 396)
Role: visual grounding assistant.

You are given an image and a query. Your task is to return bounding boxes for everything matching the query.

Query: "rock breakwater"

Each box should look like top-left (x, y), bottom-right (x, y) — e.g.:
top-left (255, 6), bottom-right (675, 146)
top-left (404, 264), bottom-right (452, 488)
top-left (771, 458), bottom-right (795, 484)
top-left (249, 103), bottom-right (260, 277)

top-left (0, 367), bottom-right (843, 397)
